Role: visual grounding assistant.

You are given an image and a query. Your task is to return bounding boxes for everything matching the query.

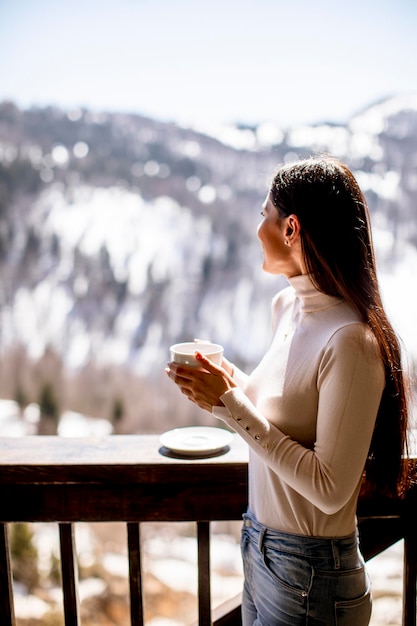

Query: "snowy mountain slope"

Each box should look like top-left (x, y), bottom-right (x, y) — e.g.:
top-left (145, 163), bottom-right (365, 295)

top-left (0, 95), bottom-right (416, 382)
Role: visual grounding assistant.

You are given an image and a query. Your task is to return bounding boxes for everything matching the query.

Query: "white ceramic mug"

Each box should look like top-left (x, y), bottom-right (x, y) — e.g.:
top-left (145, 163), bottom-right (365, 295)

top-left (170, 341), bottom-right (224, 366)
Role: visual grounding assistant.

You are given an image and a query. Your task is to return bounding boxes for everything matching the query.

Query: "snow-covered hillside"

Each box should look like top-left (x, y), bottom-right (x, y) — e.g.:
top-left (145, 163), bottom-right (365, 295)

top-left (2, 180), bottom-right (416, 375)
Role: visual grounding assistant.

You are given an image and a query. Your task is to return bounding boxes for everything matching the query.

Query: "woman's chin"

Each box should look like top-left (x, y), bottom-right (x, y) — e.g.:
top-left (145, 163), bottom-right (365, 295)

top-left (262, 262), bottom-right (275, 275)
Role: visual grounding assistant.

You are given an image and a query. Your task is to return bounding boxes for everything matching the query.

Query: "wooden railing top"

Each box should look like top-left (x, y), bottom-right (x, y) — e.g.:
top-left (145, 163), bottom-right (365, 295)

top-left (0, 433), bottom-right (249, 523)
top-left (0, 433), bottom-right (249, 484)
top-left (0, 429), bottom-right (415, 524)
top-left (0, 428), bottom-right (415, 479)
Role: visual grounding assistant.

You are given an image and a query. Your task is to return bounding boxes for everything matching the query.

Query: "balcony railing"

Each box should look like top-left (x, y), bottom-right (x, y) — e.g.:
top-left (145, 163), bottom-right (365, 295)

top-left (0, 432), bottom-right (416, 625)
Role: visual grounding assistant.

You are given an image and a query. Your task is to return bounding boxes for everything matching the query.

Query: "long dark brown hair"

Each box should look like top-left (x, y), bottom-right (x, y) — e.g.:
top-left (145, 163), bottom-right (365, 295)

top-left (270, 155), bottom-right (410, 498)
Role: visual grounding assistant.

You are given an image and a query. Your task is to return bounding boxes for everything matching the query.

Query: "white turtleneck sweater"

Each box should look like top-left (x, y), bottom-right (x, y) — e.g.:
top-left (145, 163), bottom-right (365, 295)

top-left (213, 274), bottom-right (385, 537)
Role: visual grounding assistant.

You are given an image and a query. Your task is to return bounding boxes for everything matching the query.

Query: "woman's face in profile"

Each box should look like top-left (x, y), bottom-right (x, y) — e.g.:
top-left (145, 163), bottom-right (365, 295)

top-left (257, 193), bottom-right (304, 278)
top-left (257, 193), bottom-right (289, 275)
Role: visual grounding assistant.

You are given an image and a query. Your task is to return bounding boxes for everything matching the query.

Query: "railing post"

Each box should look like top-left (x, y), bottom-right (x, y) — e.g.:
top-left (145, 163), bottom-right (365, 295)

top-left (197, 521), bottom-right (211, 626)
top-left (402, 489), bottom-right (417, 626)
top-left (127, 522), bottom-right (144, 626)
top-left (59, 523), bottom-right (80, 626)
top-left (0, 523), bottom-right (15, 626)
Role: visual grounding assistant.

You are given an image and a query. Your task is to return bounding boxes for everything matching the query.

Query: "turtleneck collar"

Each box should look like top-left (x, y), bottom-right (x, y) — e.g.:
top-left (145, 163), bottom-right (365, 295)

top-left (287, 274), bottom-right (342, 314)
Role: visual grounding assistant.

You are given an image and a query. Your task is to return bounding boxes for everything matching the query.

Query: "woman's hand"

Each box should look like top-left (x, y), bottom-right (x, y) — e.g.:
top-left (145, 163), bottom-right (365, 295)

top-left (165, 351), bottom-right (237, 412)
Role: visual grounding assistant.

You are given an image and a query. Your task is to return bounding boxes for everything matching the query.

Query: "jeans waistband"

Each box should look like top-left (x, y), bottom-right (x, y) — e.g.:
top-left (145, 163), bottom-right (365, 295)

top-left (242, 509), bottom-right (358, 565)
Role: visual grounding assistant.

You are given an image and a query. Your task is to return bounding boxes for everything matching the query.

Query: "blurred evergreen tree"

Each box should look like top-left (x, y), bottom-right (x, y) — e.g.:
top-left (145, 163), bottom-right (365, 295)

top-left (14, 383), bottom-right (28, 412)
top-left (111, 396), bottom-right (124, 433)
top-left (49, 551), bottom-right (62, 586)
top-left (10, 523), bottom-right (39, 591)
top-left (38, 382), bottom-right (60, 435)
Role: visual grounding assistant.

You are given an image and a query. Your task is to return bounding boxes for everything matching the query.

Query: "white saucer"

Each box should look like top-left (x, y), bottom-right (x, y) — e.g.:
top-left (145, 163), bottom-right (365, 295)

top-left (159, 426), bottom-right (233, 457)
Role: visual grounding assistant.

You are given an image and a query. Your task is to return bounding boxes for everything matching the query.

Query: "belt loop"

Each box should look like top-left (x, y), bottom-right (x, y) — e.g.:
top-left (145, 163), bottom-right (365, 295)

top-left (258, 526), bottom-right (266, 552)
top-left (331, 539), bottom-right (340, 569)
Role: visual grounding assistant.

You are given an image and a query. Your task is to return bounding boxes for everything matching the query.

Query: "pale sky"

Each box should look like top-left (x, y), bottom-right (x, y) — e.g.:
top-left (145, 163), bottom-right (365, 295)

top-left (0, 0), bottom-right (416, 128)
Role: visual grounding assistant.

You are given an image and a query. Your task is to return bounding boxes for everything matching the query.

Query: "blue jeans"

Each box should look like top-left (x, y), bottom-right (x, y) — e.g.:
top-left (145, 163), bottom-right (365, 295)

top-left (241, 509), bottom-right (372, 625)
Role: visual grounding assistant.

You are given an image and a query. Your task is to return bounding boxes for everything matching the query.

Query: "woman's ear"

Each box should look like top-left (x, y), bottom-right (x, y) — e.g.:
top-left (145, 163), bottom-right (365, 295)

top-left (285, 214), bottom-right (301, 240)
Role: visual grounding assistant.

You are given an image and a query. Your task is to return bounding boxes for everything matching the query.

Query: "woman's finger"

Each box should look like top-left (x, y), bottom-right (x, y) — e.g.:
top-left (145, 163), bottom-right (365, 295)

top-left (164, 366), bottom-right (194, 389)
top-left (194, 351), bottom-right (222, 373)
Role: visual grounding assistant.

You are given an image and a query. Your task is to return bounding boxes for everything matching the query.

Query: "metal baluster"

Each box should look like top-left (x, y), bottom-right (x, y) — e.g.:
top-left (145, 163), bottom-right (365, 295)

top-left (0, 523), bottom-right (15, 626)
top-left (59, 523), bottom-right (80, 626)
top-left (127, 522), bottom-right (145, 626)
top-left (197, 521), bottom-right (211, 626)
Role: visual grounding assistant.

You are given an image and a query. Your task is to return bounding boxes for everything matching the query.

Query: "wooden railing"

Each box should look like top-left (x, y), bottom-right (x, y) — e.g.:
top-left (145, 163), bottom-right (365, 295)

top-left (0, 432), bottom-right (416, 625)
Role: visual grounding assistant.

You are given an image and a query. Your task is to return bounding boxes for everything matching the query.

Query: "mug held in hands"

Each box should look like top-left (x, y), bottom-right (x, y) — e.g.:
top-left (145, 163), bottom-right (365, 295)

top-left (170, 342), bottom-right (224, 366)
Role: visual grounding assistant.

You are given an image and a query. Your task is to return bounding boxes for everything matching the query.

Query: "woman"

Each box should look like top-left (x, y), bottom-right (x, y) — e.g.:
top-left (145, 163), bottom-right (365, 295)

top-left (165, 156), bottom-right (410, 625)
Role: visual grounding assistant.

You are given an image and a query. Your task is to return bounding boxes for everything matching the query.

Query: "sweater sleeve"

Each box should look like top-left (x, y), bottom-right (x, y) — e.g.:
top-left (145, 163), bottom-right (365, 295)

top-left (213, 324), bottom-right (385, 515)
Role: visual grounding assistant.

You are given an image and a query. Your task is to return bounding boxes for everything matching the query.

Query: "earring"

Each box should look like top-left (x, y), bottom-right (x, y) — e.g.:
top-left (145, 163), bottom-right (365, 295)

top-left (284, 239), bottom-right (290, 246)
